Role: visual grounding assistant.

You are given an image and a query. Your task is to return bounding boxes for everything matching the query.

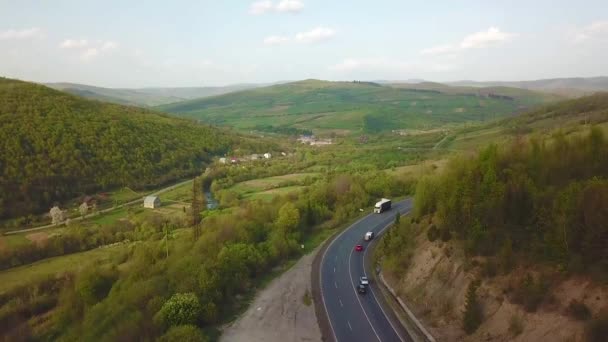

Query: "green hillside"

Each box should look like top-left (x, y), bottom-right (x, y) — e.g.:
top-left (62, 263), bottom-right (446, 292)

top-left (445, 92), bottom-right (608, 150)
top-left (0, 78), bottom-right (269, 219)
top-left (157, 79), bottom-right (559, 134)
top-left (45, 82), bottom-right (269, 107)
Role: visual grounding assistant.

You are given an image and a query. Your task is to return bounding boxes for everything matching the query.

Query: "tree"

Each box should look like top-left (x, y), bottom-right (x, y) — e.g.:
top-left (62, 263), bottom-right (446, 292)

top-left (394, 212), bottom-right (400, 225)
top-left (463, 279), bottom-right (483, 334)
top-left (155, 293), bottom-right (201, 328)
top-left (191, 178), bottom-right (203, 226)
top-left (50, 206), bottom-right (65, 225)
top-left (79, 202), bottom-right (89, 218)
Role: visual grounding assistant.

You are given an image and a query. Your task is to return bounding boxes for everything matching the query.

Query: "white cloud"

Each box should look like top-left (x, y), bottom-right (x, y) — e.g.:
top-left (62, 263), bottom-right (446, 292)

top-left (60, 39), bottom-right (89, 49)
top-left (80, 48), bottom-right (99, 60)
top-left (101, 41), bottom-right (118, 51)
top-left (0, 27), bottom-right (43, 40)
top-left (263, 35), bottom-right (290, 45)
top-left (573, 21), bottom-right (608, 42)
top-left (295, 26), bottom-right (335, 43)
top-left (250, 1), bottom-right (274, 14)
top-left (422, 27), bottom-right (515, 55)
top-left (276, 0), bottom-right (304, 13)
top-left (60, 38), bottom-right (118, 61)
top-left (460, 27), bottom-right (514, 49)
top-left (249, 0), bottom-right (303, 15)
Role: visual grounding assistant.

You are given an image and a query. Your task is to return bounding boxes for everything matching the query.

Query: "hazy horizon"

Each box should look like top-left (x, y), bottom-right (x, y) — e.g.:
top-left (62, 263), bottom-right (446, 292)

top-left (1, 0), bottom-right (607, 88)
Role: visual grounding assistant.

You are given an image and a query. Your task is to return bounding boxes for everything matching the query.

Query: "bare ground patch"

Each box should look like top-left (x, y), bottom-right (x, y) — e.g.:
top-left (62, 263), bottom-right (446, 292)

top-left (220, 249), bottom-right (322, 342)
top-left (26, 232), bottom-right (49, 246)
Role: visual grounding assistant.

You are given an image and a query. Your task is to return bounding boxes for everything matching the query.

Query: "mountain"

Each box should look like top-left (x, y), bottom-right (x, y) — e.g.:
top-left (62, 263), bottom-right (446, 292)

top-left (0, 77), bottom-right (270, 219)
top-left (448, 76), bottom-right (608, 97)
top-left (157, 79), bottom-right (560, 134)
top-left (44, 82), bottom-right (274, 107)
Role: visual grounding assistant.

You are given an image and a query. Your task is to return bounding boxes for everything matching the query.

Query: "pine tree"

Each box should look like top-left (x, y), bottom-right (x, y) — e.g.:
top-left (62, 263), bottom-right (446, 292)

top-left (463, 279), bottom-right (483, 334)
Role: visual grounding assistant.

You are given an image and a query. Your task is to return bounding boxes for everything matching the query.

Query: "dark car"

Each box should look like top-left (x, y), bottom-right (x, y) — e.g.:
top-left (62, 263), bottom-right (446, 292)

top-left (357, 284), bottom-right (367, 294)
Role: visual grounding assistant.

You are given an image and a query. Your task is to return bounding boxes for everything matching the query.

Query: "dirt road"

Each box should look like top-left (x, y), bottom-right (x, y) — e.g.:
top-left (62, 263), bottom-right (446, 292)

top-left (220, 249), bottom-right (322, 342)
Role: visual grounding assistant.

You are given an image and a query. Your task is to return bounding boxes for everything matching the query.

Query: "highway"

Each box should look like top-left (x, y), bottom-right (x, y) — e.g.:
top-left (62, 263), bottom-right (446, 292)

top-left (319, 199), bottom-right (414, 342)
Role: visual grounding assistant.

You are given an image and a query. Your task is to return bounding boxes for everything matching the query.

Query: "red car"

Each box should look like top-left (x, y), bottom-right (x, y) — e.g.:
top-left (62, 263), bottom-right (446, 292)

top-left (355, 244), bottom-right (364, 252)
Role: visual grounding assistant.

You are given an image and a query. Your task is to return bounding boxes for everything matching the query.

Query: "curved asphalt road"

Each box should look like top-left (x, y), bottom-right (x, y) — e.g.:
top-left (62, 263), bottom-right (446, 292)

top-left (320, 199), bottom-right (414, 342)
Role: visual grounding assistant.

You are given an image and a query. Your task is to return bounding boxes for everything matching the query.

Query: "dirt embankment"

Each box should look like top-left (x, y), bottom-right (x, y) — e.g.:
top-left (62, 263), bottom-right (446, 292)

top-left (384, 228), bottom-right (608, 342)
top-left (220, 250), bottom-right (322, 342)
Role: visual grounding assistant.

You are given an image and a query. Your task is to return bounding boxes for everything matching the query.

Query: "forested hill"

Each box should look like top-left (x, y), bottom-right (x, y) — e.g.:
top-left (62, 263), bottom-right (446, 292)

top-left (157, 79), bottom-right (559, 134)
top-left (414, 93), bottom-right (608, 275)
top-left (0, 77), bottom-right (267, 219)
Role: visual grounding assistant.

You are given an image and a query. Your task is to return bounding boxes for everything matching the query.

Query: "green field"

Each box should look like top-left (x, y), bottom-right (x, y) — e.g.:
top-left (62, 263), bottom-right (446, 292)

top-left (0, 243), bottom-right (128, 294)
top-left (158, 79), bottom-right (559, 134)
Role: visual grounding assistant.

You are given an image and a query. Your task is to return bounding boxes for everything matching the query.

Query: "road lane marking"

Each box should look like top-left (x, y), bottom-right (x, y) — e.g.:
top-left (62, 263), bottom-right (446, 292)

top-left (319, 213), bottom-right (371, 342)
top-left (347, 320), bottom-right (353, 331)
top-left (335, 281), bottom-right (338, 289)
top-left (334, 267), bottom-right (336, 273)
top-left (363, 209), bottom-right (411, 342)
top-left (349, 246), bottom-right (382, 342)
top-left (339, 299), bottom-right (343, 307)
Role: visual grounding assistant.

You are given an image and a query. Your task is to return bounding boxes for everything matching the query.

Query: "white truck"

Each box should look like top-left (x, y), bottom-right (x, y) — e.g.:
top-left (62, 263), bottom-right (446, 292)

top-left (373, 198), bottom-right (391, 214)
top-left (365, 231), bottom-right (374, 241)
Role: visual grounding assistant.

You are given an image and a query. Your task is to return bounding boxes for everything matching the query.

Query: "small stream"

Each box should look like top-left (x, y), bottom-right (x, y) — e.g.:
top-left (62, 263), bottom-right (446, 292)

top-left (204, 191), bottom-right (218, 210)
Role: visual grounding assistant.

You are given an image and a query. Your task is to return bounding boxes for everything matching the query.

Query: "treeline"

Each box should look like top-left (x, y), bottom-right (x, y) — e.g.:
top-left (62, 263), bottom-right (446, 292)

top-left (253, 124), bottom-right (313, 136)
top-left (0, 77), bottom-right (273, 219)
top-left (1, 172), bottom-right (413, 341)
top-left (415, 127), bottom-right (608, 275)
top-left (0, 212), bottom-right (187, 271)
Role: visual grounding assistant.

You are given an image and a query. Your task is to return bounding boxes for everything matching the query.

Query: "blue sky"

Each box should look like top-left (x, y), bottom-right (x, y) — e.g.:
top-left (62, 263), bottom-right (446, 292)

top-left (1, 0), bottom-right (607, 87)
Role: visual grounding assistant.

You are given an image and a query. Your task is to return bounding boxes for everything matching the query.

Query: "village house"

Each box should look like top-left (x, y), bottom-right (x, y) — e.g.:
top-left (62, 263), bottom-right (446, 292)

top-left (143, 195), bottom-right (161, 209)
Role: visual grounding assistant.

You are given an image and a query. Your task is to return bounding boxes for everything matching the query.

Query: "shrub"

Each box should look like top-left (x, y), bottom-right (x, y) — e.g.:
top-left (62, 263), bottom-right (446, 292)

top-left (585, 311), bottom-right (608, 342)
top-left (427, 224), bottom-right (439, 242)
top-left (463, 279), bottom-right (483, 334)
top-left (440, 226), bottom-right (452, 241)
top-left (158, 325), bottom-right (208, 342)
top-left (567, 300), bottom-right (591, 321)
top-left (155, 293), bottom-right (201, 329)
top-left (513, 274), bottom-right (548, 312)
top-left (509, 314), bottom-right (524, 336)
top-left (482, 259), bottom-right (498, 278)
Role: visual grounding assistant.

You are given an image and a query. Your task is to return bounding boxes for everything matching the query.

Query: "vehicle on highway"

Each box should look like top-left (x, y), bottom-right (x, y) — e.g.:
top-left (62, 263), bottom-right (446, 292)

top-left (360, 276), bottom-right (369, 286)
top-left (364, 231), bottom-right (374, 241)
top-left (357, 284), bottom-right (367, 294)
top-left (355, 244), bottom-right (364, 252)
top-left (373, 198), bottom-right (392, 213)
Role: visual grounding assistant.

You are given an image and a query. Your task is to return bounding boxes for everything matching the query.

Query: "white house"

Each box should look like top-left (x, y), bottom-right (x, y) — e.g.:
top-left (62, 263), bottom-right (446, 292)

top-left (143, 195), bottom-right (161, 209)
top-left (263, 153), bottom-right (272, 159)
top-left (219, 157), bottom-right (227, 164)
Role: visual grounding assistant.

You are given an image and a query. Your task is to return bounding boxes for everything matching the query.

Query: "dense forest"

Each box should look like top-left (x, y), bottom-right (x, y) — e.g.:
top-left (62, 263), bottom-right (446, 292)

top-left (415, 126), bottom-right (608, 276)
top-left (0, 78), bottom-right (271, 219)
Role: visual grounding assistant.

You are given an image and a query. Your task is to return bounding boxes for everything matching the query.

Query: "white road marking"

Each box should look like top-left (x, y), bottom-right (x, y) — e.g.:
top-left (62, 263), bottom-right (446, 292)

top-left (347, 320), bottom-right (353, 331)
top-left (320, 213), bottom-right (369, 342)
top-left (363, 209), bottom-right (410, 342)
top-left (349, 246), bottom-right (382, 342)
top-left (339, 299), bottom-right (343, 307)
top-left (335, 281), bottom-right (338, 289)
top-left (334, 267), bottom-right (336, 273)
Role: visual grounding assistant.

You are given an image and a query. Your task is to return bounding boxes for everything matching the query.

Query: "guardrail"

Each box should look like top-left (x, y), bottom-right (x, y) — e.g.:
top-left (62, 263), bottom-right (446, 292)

top-left (378, 273), bottom-right (436, 342)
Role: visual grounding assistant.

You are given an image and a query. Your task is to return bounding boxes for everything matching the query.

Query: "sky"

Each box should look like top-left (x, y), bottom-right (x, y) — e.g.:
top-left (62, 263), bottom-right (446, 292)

top-left (1, 0), bottom-right (607, 87)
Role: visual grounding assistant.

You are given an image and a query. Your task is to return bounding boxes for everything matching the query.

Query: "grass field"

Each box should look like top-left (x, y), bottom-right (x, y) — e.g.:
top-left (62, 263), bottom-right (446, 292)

top-left (0, 243), bottom-right (129, 294)
top-left (229, 173), bottom-right (318, 198)
top-left (158, 80), bottom-right (559, 134)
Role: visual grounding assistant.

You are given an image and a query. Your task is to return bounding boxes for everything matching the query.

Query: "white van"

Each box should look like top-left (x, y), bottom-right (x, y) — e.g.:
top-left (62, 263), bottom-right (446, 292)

top-left (365, 231), bottom-right (374, 241)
